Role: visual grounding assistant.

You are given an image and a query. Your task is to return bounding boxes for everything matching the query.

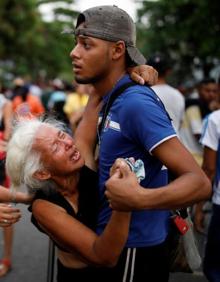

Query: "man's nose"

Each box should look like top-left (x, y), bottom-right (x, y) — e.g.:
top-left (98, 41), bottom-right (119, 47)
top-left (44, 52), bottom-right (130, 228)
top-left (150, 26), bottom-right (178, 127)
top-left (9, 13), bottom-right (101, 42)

top-left (70, 48), bottom-right (74, 58)
top-left (70, 45), bottom-right (79, 59)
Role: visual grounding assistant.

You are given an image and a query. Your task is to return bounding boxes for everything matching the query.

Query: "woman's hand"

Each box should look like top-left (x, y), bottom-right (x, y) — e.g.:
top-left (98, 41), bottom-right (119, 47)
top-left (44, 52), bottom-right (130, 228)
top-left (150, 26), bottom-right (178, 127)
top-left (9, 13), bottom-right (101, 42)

top-left (127, 65), bottom-right (158, 86)
top-left (0, 204), bottom-right (21, 227)
top-left (109, 158), bottom-right (135, 177)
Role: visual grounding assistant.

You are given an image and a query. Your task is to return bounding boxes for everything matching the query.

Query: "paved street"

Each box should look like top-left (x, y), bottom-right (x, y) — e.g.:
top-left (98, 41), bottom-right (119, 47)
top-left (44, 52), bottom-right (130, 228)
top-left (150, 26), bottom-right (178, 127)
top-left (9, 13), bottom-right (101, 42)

top-left (0, 204), bottom-right (48, 282)
top-left (0, 204), bottom-right (209, 282)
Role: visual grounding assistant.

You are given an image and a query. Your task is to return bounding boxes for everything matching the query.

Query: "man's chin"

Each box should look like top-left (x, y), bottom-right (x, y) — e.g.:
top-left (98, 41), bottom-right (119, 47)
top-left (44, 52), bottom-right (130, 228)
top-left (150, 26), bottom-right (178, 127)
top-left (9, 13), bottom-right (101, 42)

top-left (75, 76), bottom-right (91, 84)
top-left (75, 75), bottom-right (100, 85)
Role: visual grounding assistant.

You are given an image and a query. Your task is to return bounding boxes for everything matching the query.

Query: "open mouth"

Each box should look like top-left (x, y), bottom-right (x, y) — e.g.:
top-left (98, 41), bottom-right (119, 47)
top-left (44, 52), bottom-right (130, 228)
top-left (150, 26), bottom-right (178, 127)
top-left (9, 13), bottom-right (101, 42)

top-left (72, 62), bottom-right (82, 73)
top-left (70, 149), bottom-right (81, 161)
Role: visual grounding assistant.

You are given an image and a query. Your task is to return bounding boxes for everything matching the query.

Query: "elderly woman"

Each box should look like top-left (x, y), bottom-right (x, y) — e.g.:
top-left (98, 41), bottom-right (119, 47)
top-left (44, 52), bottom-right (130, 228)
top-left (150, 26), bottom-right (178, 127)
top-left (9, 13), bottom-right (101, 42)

top-left (6, 91), bottom-right (132, 281)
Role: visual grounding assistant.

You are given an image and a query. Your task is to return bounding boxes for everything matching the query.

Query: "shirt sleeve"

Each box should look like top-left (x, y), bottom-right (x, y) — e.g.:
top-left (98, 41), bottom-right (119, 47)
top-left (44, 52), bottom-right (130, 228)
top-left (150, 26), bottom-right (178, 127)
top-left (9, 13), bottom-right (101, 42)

top-left (119, 88), bottom-right (176, 153)
top-left (200, 114), bottom-right (219, 151)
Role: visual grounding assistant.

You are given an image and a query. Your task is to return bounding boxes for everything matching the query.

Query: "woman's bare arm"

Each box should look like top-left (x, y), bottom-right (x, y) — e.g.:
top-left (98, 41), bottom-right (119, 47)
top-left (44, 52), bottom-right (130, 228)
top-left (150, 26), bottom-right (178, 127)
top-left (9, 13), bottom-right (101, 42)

top-left (32, 196), bottom-right (130, 266)
top-left (74, 90), bottom-right (102, 170)
top-left (0, 185), bottom-right (33, 204)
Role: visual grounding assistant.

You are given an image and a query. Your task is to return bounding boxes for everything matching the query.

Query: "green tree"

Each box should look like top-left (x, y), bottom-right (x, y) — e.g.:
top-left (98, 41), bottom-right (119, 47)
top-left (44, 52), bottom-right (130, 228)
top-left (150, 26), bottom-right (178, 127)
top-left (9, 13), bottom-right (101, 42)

top-left (0, 0), bottom-right (78, 81)
top-left (136, 0), bottom-right (220, 84)
top-left (0, 0), bottom-right (45, 76)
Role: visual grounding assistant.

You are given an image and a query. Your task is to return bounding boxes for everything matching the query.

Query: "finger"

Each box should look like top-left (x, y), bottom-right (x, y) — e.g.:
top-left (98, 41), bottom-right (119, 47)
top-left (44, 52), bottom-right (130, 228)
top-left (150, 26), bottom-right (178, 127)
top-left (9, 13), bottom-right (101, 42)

top-left (130, 72), bottom-right (145, 85)
top-left (105, 190), bottom-right (110, 198)
top-left (114, 158), bottom-right (126, 166)
top-left (0, 203), bottom-right (10, 207)
top-left (149, 70), bottom-right (158, 85)
top-left (118, 162), bottom-right (132, 177)
top-left (0, 223), bottom-right (11, 227)
top-left (110, 158), bottom-right (126, 176)
top-left (110, 162), bottom-right (120, 176)
top-left (104, 193), bottom-right (113, 209)
top-left (2, 215), bottom-right (21, 223)
top-left (2, 207), bottom-right (21, 214)
top-left (141, 69), bottom-right (158, 85)
top-left (140, 71), bottom-right (153, 85)
top-left (4, 212), bottom-right (21, 221)
top-left (0, 218), bottom-right (15, 226)
top-left (110, 168), bottom-right (121, 179)
top-left (128, 157), bottom-right (135, 164)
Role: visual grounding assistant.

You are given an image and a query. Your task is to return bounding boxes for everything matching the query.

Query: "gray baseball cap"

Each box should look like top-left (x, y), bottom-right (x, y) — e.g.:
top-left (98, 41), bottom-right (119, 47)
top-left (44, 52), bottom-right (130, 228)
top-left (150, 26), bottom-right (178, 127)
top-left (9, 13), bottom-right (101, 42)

top-left (65, 5), bottom-right (146, 66)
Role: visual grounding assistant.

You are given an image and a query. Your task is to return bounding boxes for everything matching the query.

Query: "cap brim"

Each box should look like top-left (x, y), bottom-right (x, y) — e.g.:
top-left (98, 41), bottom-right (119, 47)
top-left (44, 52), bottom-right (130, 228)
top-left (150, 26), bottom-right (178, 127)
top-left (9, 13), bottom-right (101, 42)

top-left (127, 46), bottom-right (146, 66)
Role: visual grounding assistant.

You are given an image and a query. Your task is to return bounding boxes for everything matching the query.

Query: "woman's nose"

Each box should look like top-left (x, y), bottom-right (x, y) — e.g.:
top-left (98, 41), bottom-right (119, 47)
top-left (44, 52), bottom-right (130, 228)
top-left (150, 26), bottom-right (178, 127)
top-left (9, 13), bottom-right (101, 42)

top-left (64, 136), bottom-right (74, 149)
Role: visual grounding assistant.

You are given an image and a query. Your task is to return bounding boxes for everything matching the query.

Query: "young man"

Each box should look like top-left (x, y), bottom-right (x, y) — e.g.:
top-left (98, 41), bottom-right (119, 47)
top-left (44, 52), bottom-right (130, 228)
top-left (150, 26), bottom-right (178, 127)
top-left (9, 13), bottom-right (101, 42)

top-left (70, 5), bottom-right (211, 281)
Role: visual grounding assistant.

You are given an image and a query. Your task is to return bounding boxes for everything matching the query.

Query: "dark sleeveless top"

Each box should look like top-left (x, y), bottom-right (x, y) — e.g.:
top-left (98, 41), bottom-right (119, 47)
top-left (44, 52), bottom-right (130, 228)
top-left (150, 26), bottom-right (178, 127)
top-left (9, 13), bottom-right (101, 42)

top-left (29, 166), bottom-right (99, 251)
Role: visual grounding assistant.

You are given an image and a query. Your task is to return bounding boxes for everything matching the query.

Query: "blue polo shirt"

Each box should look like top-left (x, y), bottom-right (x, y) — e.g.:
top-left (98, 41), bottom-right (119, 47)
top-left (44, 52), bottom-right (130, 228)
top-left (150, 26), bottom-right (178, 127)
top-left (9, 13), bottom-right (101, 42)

top-left (97, 74), bottom-right (176, 247)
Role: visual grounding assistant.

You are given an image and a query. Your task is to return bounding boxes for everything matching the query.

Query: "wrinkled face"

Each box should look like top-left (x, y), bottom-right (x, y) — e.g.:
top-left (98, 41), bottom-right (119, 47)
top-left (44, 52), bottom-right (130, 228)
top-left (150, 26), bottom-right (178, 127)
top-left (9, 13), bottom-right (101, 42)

top-left (199, 82), bottom-right (218, 103)
top-left (32, 125), bottom-right (84, 178)
top-left (70, 24), bottom-right (113, 84)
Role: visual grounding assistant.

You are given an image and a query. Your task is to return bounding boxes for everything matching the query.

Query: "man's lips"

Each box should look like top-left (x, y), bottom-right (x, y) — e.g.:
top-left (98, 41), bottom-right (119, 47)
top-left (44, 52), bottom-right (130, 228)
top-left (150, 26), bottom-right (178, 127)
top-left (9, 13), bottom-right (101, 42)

top-left (72, 63), bottom-right (82, 72)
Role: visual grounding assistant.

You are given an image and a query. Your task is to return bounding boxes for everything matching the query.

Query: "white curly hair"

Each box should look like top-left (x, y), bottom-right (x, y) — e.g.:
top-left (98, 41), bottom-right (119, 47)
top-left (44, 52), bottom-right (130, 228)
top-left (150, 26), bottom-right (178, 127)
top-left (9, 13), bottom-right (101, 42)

top-left (6, 117), bottom-right (66, 193)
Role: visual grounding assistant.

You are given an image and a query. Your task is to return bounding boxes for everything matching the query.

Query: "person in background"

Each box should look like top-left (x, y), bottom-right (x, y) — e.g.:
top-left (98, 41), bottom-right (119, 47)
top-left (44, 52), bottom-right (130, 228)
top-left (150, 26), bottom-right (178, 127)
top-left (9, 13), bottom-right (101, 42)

top-left (12, 85), bottom-right (45, 116)
top-left (47, 78), bottom-right (70, 126)
top-left (180, 78), bottom-right (219, 166)
top-left (147, 53), bottom-right (185, 135)
top-left (64, 83), bottom-right (90, 132)
top-left (9, 77), bottom-right (25, 100)
top-left (195, 107), bottom-right (220, 282)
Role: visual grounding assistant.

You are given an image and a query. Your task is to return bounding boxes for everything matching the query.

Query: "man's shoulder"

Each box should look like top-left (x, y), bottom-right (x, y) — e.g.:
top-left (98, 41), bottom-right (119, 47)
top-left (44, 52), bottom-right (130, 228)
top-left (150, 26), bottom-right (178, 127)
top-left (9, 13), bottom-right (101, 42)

top-left (122, 83), bottom-right (156, 101)
top-left (210, 109), bottom-right (220, 117)
top-left (208, 109), bottom-right (220, 123)
top-left (117, 84), bottom-right (169, 121)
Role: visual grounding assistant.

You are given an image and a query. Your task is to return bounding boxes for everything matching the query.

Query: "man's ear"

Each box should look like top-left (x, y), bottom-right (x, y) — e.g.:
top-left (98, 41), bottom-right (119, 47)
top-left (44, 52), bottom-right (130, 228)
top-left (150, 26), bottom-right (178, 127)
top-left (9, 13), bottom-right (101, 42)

top-left (33, 170), bottom-right (51, 180)
top-left (112, 41), bottom-right (126, 60)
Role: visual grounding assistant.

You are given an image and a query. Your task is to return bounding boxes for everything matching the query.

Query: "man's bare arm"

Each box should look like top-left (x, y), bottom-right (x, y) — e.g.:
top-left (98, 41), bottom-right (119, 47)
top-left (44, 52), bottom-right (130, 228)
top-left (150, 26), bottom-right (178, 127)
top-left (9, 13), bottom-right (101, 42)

top-left (105, 137), bottom-right (211, 211)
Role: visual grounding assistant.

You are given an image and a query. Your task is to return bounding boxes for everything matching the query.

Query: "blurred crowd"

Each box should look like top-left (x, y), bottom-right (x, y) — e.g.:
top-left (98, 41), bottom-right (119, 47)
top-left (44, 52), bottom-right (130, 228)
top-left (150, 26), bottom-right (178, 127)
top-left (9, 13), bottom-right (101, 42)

top-left (0, 77), bottom-right (93, 134)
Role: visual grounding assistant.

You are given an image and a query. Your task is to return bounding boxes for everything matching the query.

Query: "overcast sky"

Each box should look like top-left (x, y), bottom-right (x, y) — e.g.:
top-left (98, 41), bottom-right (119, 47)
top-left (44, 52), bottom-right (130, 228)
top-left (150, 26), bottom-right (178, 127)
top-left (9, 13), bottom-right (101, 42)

top-left (39, 0), bottom-right (140, 22)
top-left (75, 0), bottom-right (138, 19)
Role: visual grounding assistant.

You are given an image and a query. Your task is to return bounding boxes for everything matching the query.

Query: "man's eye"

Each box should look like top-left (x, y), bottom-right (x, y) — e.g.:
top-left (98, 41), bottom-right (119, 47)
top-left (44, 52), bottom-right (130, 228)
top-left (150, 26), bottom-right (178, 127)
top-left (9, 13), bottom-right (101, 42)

top-left (83, 42), bottom-right (90, 49)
